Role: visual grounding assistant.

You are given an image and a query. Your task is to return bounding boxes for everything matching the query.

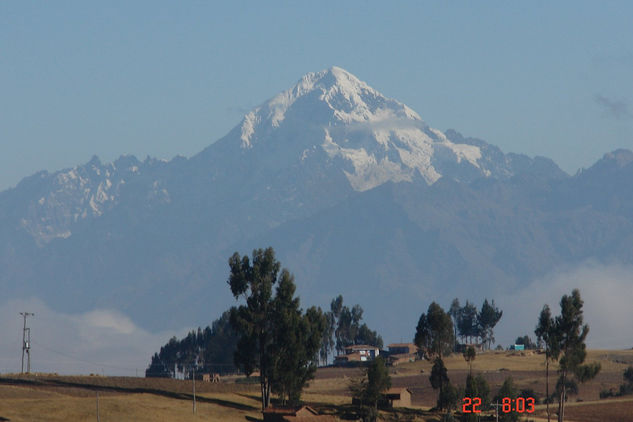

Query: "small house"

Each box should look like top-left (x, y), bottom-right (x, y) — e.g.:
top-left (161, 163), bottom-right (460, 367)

top-left (387, 343), bottom-right (417, 366)
top-left (383, 387), bottom-right (412, 408)
top-left (334, 344), bottom-right (380, 366)
top-left (343, 345), bottom-right (380, 361)
top-left (387, 343), bottom-right (417, 355)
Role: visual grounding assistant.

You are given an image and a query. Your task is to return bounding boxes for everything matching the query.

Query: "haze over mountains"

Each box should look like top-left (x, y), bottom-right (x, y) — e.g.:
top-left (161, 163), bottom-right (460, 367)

top-left (2, 67), bottom-right (633, 348)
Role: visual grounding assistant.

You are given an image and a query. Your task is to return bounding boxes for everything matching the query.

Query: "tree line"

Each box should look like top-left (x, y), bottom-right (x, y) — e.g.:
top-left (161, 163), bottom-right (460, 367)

top-left (448, 298), bottom-right (503, 350)
top-left (145, 310), bottom-right (239, 378)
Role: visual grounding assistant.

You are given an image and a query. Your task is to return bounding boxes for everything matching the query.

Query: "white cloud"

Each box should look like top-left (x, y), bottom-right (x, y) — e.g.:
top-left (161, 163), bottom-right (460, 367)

top-left (0, 298), bottom-right (184, 376)
top-left (342, 116), bottom-right (426, 134)
top-left (495, 262), bottom-right (633, 350)
top-left (83, 309), bottom-right (136, 335)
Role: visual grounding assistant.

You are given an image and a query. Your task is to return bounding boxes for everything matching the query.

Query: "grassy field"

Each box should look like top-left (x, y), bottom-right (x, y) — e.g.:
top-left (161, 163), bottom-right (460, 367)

top-left (1, 349), bottom-right (632, 421)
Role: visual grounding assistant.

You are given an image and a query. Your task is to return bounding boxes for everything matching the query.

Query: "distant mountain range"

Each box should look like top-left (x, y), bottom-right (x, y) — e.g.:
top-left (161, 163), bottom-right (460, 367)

top-left (2, 67), bottom-right (632, 339)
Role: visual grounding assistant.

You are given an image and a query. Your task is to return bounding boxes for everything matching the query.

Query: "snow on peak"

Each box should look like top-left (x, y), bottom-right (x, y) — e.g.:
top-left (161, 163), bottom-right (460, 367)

top-left (235, 67), bottom-right (484, 191)
top-left (239, 66), bottom-right (421, 148)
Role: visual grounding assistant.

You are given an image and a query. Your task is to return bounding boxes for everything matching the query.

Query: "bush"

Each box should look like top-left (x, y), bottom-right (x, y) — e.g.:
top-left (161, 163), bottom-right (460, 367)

top-left (519, 388), bottom-right (540, 404)
top-left (438, 382), bottom-right (459, 412)
top-left (619, 383), bottom-right (633, 396)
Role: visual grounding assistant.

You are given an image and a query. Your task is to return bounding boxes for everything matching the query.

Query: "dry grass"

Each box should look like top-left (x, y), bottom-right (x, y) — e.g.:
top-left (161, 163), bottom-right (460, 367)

top-left (0, 375), bottom-right (262, 422)
top-left (0, 391), bottom-right (263, 422)
top-left (554, 398), bottom-right (633, 422)
top-left (1, 349), bottom-right (632, 421)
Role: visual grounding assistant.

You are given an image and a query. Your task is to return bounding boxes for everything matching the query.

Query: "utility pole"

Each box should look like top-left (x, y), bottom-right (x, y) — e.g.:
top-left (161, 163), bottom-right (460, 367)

top-left (192, 366), bottom-right (197, 414)
top-left (96, 391), bottom-right (101, 422)
top-left (20, 312), bottom-right (34, 374)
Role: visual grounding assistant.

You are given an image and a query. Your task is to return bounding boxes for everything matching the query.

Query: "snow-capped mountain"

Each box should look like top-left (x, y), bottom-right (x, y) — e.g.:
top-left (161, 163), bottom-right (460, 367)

top-left (199, 66), bottom-right (519, 192)
top-left (8, 67), bottom-right (562, 247)
top-left (1, 67), bottom-right (631, 339)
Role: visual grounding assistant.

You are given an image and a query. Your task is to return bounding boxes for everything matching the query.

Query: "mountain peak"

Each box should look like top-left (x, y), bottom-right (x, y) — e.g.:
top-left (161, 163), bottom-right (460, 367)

top-left (298, 66), bottom-right (370, 96)
top-left (603, 149), bottom-right (633, 168)
top-left (239, 66), bottom-right (421, 149)
top-left (206, 67), bottom-right (559, 192)
top-left (580, 148), bottom-right (633, 178)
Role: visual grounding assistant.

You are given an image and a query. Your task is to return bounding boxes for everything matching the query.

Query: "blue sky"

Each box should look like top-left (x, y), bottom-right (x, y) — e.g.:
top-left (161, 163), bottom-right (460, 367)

top-left (1, 1), bottom-right (632, 191)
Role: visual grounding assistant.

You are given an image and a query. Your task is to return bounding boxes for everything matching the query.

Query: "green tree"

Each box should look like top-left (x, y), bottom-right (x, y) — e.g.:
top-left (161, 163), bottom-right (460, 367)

top-left (462, 345), bottom-right (476, 376)
top-left (228, 247), bottom-right (325, 409)
top-left (473, 374), bottom-right (490, 407)
top-left (330, 295), bottom-right (383, 354)
top-left (269, 273), bottom-right (326, 405)
top-left (625, 366), bottom-right (633, 385)
top-left (330, 295), bottom-right (344, 355)
top-left (430, 357), bottom-right (452, 410)
top-left (439, 382), bottom-right (459, 414)
top-left (320, 295), bottom-right (344, 364)
top-left (356, 323), bottom-right (384, 349)
top-left (202, 310), bottom-right (240, 375)
top-left (146, 336), bottom-right (179, 378)
top-left (449, 298), bottom-right (461, 350)
top-left (461, 374), bottom-right (490, 422)
top-left (535, 304), bottom-right (559, 422)
top-left (349, 356), bottom-right (391, 422)
top-left (320, 310), bottom-right (336, 365)
top-left (619, 366), bottom-right (633, 395)
top-left (146, 352), bottom-right (172, 378)
top-left (515, 335), bottom-right (536, 349)
top-left (458, 301), bottom-right (478, 344)
top-left (336, 303), bottom-right (363, 351)
top-left (366, 356), bottom-right (391, 413)
top-left (553, 289), bottom-right (600, 422)
top-left (478, 299), bottom-right (502, 350)
top-left (146, 311), bottom-right (241, 379)
top-left (415, 302), bottom-right (454, 360)
top-left (494, 377), bottom-right (519, 422)
top-left (228, 248), bottom-right (279, 409)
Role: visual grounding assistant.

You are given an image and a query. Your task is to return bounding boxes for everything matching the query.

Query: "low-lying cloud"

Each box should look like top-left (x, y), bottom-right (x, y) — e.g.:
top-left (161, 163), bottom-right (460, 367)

top-left (495, 262), bottom-right (633, 350)
top-left (1, 263), bottom-right (630, 375)
top-left (0, 298), bottom-right (183, 376)
top-left (341, 117), bottom-right (427, 134)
